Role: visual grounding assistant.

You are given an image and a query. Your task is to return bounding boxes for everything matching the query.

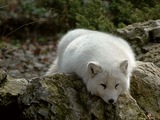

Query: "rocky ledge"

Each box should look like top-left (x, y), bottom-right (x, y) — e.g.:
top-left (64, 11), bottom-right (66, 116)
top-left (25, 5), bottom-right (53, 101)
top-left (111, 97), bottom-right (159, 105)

top-left (0, 61), bottom-right (160, 120)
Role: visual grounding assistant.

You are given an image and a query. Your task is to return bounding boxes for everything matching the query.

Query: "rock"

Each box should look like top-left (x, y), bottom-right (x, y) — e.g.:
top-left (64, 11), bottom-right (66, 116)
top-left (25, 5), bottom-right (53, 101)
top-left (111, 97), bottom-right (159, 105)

top-left (149, 26), bottom-right (160, 42)
top-left (8, 69), bottom-right (21, 78)
top-left (1, 60), bottom-right (160, 120)
top-left (19, 61), bottom-right (160, 120)
top-left (19, 74), bottom-right (146, 120)
top-left (0, 69), bottom-right (7, 85)
top-left (0, 69), bottom-right (28, 120)
top-left (137, 43), bottom-right (160, 67)
top-left (115, 19), bottom-right (160, 54)
top-left (0, 75), bottom-right (28, 106)
top-left (131, 61), bottom-right (160, 119)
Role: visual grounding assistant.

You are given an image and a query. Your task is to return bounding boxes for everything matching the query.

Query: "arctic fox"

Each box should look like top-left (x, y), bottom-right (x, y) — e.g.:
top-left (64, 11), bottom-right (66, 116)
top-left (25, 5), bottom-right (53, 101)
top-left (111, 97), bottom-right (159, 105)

top-left (46, 29), bottom-right (136, 104)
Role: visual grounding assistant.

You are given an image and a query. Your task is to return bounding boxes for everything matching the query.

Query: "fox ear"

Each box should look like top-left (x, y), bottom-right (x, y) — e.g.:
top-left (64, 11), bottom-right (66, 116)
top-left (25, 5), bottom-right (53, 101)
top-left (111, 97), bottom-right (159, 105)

top-left (120, 60), bottom-right (128, 74)
top-left (87, 62), bottom-right (102, 78)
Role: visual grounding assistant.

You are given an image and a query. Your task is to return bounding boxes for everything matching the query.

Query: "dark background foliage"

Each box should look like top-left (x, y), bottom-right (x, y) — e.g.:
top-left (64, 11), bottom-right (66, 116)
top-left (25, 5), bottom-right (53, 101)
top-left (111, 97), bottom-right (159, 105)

top-left (0, 0), bottom-right (160, 42)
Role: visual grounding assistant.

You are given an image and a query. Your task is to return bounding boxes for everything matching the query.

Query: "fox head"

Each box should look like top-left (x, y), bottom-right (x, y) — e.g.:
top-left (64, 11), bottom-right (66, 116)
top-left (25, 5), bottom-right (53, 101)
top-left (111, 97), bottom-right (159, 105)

top-left (86, 60), bottom-right (130, 104)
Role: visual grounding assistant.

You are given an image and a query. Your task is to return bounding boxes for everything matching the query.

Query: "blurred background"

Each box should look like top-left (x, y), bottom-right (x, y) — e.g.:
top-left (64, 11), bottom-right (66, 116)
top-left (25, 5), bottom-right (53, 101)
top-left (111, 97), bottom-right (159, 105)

top-left (0, 0), bottom-right (160, 79)
top-left (0, 0), bottom-right (160, 41)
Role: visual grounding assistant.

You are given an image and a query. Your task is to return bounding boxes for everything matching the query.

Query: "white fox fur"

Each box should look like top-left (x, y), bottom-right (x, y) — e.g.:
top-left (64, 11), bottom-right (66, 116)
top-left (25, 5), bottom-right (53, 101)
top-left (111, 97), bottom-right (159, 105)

top-left (46, 29), bottom-right (136, 104)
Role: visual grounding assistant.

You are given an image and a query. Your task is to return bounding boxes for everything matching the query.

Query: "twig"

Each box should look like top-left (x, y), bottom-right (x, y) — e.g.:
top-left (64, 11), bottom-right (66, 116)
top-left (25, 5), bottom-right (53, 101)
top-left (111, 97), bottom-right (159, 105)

top-left (4, 21), bottom-right (37, 37)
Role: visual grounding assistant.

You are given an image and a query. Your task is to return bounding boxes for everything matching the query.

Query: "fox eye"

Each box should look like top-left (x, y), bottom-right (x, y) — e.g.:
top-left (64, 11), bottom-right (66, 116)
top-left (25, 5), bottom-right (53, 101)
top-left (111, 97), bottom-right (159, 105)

top-left (115, 84), bottom-right (119, 89)
top-left (100, 84), bottom-right (106, 89)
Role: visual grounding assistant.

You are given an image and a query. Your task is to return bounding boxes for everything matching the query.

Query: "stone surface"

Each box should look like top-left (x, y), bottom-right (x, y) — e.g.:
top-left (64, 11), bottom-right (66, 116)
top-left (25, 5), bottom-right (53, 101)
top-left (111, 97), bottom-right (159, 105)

top-left (18, 61), bottom-right (160, 120)
top-left (115, 19), bottom-right (160, 54)
top-left (137, 43), bottom-right (160, 67)
top-left (0, 71), bottom-right (28, 106)
top-left (19, 74), bottom-right (146, 120)
top-left (0, 69), bottom-right (28, 120)
top-left (149, 26), bottom-right (160, 42)
top-left (131, 61), bottom-right (160, 119)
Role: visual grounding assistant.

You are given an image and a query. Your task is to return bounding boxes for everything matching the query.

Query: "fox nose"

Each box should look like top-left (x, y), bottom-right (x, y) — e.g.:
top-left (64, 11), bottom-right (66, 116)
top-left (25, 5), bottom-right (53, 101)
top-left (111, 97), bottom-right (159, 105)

top-left (108, 99), bottom-right (114, 104)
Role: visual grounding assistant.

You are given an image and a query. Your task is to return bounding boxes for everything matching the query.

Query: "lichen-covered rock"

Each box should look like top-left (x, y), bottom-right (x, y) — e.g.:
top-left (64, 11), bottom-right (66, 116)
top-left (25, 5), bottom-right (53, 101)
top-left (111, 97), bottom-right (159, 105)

top-left (0, 69), bottom-right (28, 120)
top-left (19, 74), bottom-right (146, 120)
top-left (131, 61), bottom-right (160, 119)
top-left (0, 70), bottom-right (28, 106)
top-left (137, 43), bottom-right (160, 67)
top-left (115, 19), bottom-right (160, 54)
